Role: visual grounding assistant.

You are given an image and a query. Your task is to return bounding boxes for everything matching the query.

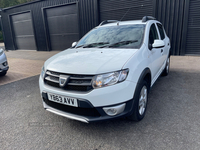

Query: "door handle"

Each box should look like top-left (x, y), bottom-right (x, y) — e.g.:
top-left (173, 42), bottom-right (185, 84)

top-left (161, 49), bottom-right (163, 53)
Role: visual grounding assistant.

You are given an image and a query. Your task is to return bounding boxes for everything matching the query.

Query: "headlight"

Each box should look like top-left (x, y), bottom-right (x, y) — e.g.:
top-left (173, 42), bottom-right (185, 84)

top-left (92, 69), bottom-right (129, 88)
top-left (41, 66), bottom-right (45, 79)
top-left (0, 48), bottom-right (4, 56)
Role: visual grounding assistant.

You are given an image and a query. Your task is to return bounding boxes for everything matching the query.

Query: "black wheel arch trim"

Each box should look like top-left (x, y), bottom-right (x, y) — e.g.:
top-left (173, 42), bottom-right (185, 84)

top-left (137, 68), bottom-right (151, 85)
top-left (131, 67), bottom-right (151, 100)
top-left (128, 68), bottom-right (151, 116)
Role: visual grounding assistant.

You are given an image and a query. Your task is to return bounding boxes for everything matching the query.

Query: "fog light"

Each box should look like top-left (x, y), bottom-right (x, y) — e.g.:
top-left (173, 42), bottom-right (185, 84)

top-left (3, 61), bottom-right (7, 66)
top-left (103, 103), bottom-right (126, 116)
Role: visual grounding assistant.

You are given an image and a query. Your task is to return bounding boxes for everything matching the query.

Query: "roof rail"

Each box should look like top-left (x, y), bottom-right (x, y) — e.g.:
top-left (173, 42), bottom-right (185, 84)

top-left (142, 16), bottom-right (156, 22)
top-left (99, 20), bottom-right (119, 26)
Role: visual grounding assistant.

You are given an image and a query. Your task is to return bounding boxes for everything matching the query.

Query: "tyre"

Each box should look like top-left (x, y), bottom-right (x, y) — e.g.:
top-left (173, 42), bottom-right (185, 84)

top-left (128, 80), bottom-right (149, 121)
top-left (162, 56), bottom-right (170, 76)
top-left (0, 71), bottom-right (7, 76)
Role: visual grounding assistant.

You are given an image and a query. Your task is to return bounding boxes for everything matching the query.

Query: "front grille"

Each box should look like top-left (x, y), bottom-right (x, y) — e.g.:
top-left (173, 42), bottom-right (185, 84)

top-left (44, 70), bottom-right (94, 92)
top-left (44, 98), bottom-right (101, 117)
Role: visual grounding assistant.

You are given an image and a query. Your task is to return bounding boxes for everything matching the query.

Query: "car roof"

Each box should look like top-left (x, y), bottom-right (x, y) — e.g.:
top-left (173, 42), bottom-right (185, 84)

top-left (99, 20), bottom-right (148, 27)
top-left (98, 16), bottom-right (163, 28)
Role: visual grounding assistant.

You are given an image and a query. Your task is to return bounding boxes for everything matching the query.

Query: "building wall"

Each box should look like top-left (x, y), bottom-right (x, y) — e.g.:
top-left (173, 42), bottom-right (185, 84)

top-left (0, 0), bottom-right (199, 55)
top-left (0, 0), bottom-right (98, 51)
top-left (184, 0), bottom-right (200, 55)
top-left (155, 0), bottom-right (186, 55)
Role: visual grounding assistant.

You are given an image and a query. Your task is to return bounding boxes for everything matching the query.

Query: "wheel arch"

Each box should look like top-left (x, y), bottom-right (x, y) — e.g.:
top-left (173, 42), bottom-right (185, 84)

top-left (128, 67), bottom-right (151, 120)
top-left (137, 68), bottom-right (151, 87)
top-left (132, 67), bottom-right (152, 99)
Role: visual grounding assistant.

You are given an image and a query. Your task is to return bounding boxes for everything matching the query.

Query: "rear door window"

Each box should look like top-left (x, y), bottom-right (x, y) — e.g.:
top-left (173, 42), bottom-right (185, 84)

top-left (157, 23), bottom-right (165, 40)
top-left (149, 23), bottom-right (159, 45)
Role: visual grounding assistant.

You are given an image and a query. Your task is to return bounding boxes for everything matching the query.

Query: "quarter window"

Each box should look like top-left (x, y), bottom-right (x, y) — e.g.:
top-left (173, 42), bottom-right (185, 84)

top-left (157, 23), bottom-right (165, 40)
top-left (149, 24), bottom-right (159, 45)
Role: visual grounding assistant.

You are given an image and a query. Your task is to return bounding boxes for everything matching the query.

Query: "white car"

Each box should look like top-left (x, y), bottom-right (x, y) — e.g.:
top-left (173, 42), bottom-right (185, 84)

top-left (39, 16), bottom-right (170, 123)
top-left (0, 48), bottom-right (9, 76)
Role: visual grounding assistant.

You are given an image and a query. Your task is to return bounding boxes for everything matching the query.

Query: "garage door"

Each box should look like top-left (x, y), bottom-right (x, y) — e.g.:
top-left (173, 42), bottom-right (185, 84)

top-left (11, 12), bottom-right (36, 50)
top-left (185, 0), bottom-right (200, 55)
top-left (99, 0), bottom-right (154, 22)
top-left (45, 4), bottom-right (79, 50)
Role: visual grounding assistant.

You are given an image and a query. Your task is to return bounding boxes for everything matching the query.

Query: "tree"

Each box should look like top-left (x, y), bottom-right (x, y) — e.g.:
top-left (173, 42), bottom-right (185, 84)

top-left (0, 0), bottom-right (35, 8)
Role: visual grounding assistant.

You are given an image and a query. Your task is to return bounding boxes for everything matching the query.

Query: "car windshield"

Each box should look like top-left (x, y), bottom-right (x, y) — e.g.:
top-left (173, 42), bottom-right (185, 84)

top-left (76, 24), bottom-right (145, 49)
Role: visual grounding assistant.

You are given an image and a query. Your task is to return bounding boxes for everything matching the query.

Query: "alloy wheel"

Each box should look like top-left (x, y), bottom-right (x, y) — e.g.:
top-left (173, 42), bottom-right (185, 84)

top-left (138, 85), bottom-right (147, 115)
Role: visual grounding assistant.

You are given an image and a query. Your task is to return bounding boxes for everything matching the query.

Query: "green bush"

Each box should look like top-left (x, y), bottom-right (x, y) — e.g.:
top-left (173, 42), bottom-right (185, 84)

top-left (0, 31), bottom-right (3, 42)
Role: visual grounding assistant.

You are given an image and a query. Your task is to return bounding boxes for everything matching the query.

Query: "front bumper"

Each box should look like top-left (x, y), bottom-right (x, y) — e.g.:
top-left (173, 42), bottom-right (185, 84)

top-left (0, 66), bottom-right (9, 73)
top-left (39, 74), bottom-right (137, 122)
top-left (0, 52), bottom-right (9, 73)
top-left (39, 75), bottom-right (136, 107)
top-left (42, 92), bottom-right (134, 123)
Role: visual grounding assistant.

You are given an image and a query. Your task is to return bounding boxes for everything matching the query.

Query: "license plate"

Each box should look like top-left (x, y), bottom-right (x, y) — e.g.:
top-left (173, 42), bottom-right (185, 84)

top-left (47, 93), bottom-right (78, 107)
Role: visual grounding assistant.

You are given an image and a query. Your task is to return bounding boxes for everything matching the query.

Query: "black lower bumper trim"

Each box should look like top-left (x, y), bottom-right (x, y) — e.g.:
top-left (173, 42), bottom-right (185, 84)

top-left (42, 92), bottom-right (101, 117)
top-left (42, 92), bottom-right (134, 122)
top-left (0, 66), bottom-right (9, 72)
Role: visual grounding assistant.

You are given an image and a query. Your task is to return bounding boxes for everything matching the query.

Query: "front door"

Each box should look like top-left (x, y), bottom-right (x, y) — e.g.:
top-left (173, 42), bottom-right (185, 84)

top-left (148, 23), bottom-right (163, 81)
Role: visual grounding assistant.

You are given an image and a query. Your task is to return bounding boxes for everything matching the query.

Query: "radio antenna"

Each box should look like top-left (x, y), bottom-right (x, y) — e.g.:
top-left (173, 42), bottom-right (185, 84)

top-left (120, 7), bottom-right (131, 21)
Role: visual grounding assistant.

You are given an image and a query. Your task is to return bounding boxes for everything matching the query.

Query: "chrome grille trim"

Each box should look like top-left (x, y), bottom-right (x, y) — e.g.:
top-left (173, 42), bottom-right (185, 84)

top-left (70, 76), bottom-right (93, 80)
top-left (45, 76), bottom-right (59, 83)
top-left (46, 71), bottom-right (60, 77)
top-left (44, 70), bottom-right (94, 92)
top-left (68, 82), bottom-right (92, 86)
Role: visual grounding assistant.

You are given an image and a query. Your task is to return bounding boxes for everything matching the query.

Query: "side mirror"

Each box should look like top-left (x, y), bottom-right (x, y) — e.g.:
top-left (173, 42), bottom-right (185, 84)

top-left (72, 42), bottom-right (77, 48)
top-left (152, 40), bottom-right (165, 48)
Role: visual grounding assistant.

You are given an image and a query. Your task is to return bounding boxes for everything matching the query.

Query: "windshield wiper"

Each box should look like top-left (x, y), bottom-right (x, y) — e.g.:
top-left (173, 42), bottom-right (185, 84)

top-left (100, 40), bottom-right (138, 48)
top-left (76, 42), bottom-right (109, 48)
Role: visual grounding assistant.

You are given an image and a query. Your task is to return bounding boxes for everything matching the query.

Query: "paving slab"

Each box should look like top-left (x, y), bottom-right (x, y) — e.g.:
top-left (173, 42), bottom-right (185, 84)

top-left (0, 50), bottom-right (60, 85)
top-left (4, 50), bottom-right (59, 60)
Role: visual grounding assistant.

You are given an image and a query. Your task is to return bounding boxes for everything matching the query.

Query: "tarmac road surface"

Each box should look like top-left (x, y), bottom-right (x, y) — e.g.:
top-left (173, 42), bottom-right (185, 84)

top-left (0, 51), bottom-right (200, 149)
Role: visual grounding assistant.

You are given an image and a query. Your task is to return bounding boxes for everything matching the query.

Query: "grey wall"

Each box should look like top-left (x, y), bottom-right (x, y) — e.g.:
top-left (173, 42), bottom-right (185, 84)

top-left (0, 0), bottom-right (98, 51)
top-left (0, 0), bottom-right (200, 55)
top-left (155, 0), bottom-right (186, 55)
top-left (184, 0), bottom-right (200, 55)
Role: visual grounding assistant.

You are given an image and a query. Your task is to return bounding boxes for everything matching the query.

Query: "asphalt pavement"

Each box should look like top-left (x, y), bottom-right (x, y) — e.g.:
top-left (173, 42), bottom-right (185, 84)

top-left (0, 55), bottom-right (200, 150)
